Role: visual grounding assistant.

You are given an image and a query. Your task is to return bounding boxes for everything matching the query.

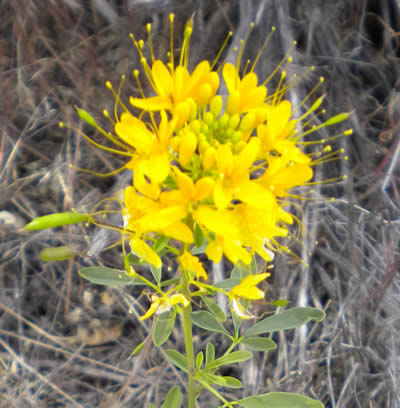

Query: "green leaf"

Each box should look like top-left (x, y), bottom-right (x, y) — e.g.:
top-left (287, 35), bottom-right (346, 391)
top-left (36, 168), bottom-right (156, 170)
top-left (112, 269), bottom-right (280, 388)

top-left (206, 351), bottom-right (252, 370)
top-left (203, 373), bottom-right (242, 389)
top-left (129, 341), bottom-right (145, 358)
top-left (213, 277), bottom-right (240, 291)
top-left (244, 307), bottom-right (325, 337)
top-left (190, 242), bottom-right (207, 255)
top-left (240, 336), bottom-right (277, 351)
top-left (196, 351), bottom-right (204, 370)
top-left (161, 386), bottom-right (183, 408)
top-left (79, 266), bottom-right (145, 286)
top-left (76, 108), bottom-right (97, 127)
top-left (149, 405), bottom-right (157, 408)
top-left (24, 212), bottom-right (89, 231)
top-left (40, 246), bottom-right (77, 262)
top-left (205, 343), bottom-right (215, 366)
top-left (153, 309), bottom-right (176, 347)
top-left (165, 349), bottom-right (188, 373)
top-left (153, 235), bottom-right (169, 253)
top-left (126, 253), bottom-right (144, 266)
top-left (150, 264), bottom-right (162, 285)
top-left (237, 392), bottom-right (324, 408)
top-left (191, 311), bottom-right (230, 337)
top-left (272, 299), bottom-right (288, 307)
top-left (203, 297), bottom-right (226, 322)
top-left (193, 223), bottom-right (204, 248)
top-left (324, 112), bottom-right (350, 126)
top-left (232, 308), bottom-right (243, 334)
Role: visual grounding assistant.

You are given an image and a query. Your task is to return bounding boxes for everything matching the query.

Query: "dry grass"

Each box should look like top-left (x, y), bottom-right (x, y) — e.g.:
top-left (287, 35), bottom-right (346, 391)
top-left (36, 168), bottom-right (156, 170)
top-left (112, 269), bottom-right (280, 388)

top-left (1, 0), bottom-right (399, 407)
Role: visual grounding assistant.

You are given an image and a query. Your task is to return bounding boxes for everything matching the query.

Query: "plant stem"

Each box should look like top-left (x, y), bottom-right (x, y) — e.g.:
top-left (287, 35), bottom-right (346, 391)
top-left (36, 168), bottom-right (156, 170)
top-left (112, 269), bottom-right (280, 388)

top-left (181, 271), bottom-right (196, 408)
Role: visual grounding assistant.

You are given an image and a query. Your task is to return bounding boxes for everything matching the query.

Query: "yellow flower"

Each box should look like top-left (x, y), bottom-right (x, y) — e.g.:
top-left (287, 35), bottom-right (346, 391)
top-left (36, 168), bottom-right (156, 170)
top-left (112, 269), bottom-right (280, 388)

top-left (259, 153), bottom-right (313, 197)
top-left (229, 273), bottom-right (270, 319)
top-left (230, 273), bottom-right (270, 300)
top-left (115, 110), bottom-right (173, 187)
top-left (131, 60), bottom-right (219, 113)
top-left (223, 63), bottom-right (267, 115)
top-left (140, 293), bottom-right (190, 320)
top-left (129, 236), bottom-right (161, 268)
top-left (73, 14), bottom-right (350, 270)
top-left (179, 250), bottom-right (207, 280)
top-left (124, 185), bottom-right (193, 243)
top-left (213, 140), bottom-right (274, 210)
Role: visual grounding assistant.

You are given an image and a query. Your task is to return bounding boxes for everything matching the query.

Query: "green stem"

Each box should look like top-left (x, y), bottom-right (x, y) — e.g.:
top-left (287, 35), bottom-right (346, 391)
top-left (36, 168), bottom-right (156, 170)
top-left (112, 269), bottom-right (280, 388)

top-left (181, 270), bottom-right (196, 408)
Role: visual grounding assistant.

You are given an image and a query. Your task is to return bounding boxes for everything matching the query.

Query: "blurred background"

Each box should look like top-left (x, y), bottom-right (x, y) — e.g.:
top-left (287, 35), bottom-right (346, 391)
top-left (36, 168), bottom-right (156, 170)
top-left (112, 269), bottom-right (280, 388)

top-left (1, 0), bottom-right (399, 406)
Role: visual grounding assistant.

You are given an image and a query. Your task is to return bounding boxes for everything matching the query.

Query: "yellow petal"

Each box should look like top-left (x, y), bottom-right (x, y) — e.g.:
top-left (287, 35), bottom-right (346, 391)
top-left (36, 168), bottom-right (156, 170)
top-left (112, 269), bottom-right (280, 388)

top-left (140, 295), bottom-right (161, 320)
top-left (152, 60), bottom-right (174, 98)
top-left (205, 238), bottom-right (223, 263)
top-left (133, 161), bottom-right (160, 199)
top-left (137, 206), bottom-right (186, 231)
top-left (194, 177), bottom-right (215, 201)
top-left (130, 95), bottom-right (172, 111)
top-left (179, 251), bottom-right (208, 280)
top-left (169, 294), bottom-right (190, 308)
top-left (194, 207), bottom-right (240, 239)
top-left (214, 182), bottom-right (232, 210)
top-left (115, 113), bottom-right (154, 153)
top-left (179, 130), bottom-right (197, 166)
top-left (174, 167), bottom-right (195, 199)
top-left (130, 237), bottom-right (162, 268)
top-left (236, 181), bottom-right (274, 209)
top-left (222, 63), bottom-right (238, 93)
top-left (223, 239), bottom-right (252, 265)
top-left (230, 273), bottom-right (270, 300)
top-left (147, 151), bottom-right (170, 183)
top-left (216, 144), bottom-right (233, 175)
top-left (163, 221), bottom-right (194, 243)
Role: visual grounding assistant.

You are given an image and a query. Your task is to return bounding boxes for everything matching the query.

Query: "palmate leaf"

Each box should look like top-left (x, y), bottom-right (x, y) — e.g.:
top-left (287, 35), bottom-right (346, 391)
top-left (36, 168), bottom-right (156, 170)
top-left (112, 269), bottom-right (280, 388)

top-left (236, 392), bottom-right (324, 408)
top-left (79, 266), bottom-right (145, 287)
top-left (244, 307), bottom-right (325, 337)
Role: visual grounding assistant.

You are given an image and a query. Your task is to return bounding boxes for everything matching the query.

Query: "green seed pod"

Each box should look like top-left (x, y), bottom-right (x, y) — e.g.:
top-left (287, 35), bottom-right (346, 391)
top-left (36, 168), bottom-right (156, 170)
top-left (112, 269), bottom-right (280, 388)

top-left (40, 246), bottom-right (78, 262)
top-left (24, 212), bottom-right (89, 231)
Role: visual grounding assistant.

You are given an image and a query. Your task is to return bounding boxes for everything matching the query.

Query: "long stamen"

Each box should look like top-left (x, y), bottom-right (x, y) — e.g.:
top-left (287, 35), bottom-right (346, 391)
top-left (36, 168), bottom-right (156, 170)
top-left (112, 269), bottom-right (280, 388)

top-left (211, 31), bottom-right (233, 70)
top-left (60, 123), bottom-right (132, 157)
top-left (262, 40), bottom-right (297, 86)
top-left (68, 163), bottom-right (128, 177)
top-left (146, 23), bottom-right (155, 63)
top-left (105, 78), bottom-right (130, 118)
top-left (250, 26), bottom-right (275, 72)
top-left (236, 22), bottom-right (255, 73)
top-left (169, 13), bottom-right (175, 70)
top-left (291, 77), bottom-right (325, 116)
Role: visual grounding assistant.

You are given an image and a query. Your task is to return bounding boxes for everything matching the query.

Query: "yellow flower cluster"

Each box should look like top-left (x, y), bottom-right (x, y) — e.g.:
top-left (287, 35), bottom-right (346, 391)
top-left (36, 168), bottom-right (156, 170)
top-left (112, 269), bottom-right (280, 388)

top-left (70, 15), bottom-right (350, 318)
top-left (112, 15), bottom-right (347, 274)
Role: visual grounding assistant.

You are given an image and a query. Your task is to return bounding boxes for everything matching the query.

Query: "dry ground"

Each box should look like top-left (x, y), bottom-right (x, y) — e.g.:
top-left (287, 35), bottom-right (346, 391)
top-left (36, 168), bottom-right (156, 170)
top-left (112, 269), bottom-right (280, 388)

top-left (1, 0), bottom-right (399, 407)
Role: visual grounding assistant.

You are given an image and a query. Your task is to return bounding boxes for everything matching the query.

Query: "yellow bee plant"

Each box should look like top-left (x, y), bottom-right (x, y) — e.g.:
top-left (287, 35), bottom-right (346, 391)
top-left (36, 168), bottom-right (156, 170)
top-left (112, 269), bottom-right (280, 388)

top-left (25, 14), bottom-right (351, 408)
